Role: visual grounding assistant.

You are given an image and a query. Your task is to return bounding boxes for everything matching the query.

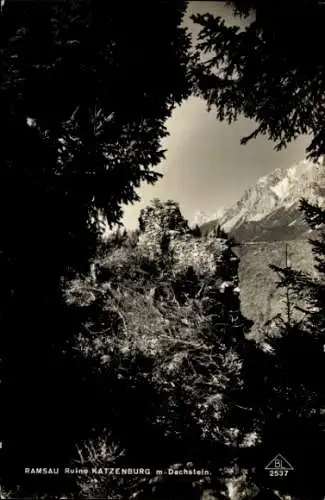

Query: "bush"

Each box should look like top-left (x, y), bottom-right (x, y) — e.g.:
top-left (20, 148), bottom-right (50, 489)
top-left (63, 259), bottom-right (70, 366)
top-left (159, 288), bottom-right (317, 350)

top-left (63, 200), bottom-right (261, 499)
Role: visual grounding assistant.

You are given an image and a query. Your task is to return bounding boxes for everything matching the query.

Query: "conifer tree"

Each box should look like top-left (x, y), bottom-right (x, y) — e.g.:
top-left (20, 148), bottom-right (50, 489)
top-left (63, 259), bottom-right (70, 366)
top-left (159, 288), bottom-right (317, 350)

top-left (252, 199), bottom-right (325, 499)
top-left (0, 2), bottom-right (193, 497)
top-left (190, 0), bottom-right (325, 160)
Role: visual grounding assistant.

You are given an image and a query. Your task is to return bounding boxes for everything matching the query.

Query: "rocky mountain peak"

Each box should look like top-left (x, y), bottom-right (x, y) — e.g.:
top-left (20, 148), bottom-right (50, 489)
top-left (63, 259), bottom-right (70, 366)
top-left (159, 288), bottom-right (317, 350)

top-left (201, 158), bottom-right (325, 242)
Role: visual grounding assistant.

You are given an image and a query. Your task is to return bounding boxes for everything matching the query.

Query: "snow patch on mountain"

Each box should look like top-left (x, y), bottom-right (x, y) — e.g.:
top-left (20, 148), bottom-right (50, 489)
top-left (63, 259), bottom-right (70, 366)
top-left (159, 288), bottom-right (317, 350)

top-left (215, 158), bottom-right (325, 236)
top-left (200, 157), bottom-right (325, 242)
top-left (223, 212), bottom-right (244, 232)
top-left (192, 210), bottom-right (219, 226)
top-left (270, 176), bottom-right (289, 199)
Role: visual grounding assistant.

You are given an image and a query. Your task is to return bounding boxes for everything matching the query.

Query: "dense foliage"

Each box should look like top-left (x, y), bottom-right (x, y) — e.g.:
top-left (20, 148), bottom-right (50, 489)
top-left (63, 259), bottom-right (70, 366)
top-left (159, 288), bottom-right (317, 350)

top-left (63, 199), bottom-right (265, 500)
top-left (256, 200), bottom-right (325, 499)
top-left (0, 2), bottom-right (193, 496)
top-left (2, 0), bottom-right (325, 497)
top-left (191, 0), bottom-right (325, 160)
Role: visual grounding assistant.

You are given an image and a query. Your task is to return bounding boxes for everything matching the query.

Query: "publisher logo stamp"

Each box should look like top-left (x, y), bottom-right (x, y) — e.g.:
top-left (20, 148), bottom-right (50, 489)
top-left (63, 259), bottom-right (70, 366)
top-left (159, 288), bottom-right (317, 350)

top-left (265, 453), bottom-right (294, 477)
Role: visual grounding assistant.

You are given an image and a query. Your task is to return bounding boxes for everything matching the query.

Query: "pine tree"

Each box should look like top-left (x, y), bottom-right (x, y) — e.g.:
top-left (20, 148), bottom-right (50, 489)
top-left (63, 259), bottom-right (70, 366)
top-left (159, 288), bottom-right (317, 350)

top-left (190, 0), bottom-right (325, 160)
top-left (252, 199), bottom-right (325, 499)
top-left (0, 2), bottom-right (193, 496)
top-left (190, 224), bottom-right (202, 238)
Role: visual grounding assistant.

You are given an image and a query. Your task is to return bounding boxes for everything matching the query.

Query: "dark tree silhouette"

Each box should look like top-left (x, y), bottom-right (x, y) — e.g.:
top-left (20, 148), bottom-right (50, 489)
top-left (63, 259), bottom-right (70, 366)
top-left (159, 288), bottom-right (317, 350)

top-left (188, 4), bottom-right (325, 496)
top-left (190, 0), bottom-right (325, 160)
top-left (249, 199), bottom-right (325, 499)
top-left (0, 1), bottom-right (192, 497)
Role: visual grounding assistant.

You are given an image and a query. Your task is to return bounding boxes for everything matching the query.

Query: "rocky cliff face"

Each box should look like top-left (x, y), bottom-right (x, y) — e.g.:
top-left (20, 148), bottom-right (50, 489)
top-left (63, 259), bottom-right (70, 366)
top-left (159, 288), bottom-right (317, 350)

top-left (201, 158), bottom-right (325, 338)
top-left (202, 157), bottom-right (325, 242)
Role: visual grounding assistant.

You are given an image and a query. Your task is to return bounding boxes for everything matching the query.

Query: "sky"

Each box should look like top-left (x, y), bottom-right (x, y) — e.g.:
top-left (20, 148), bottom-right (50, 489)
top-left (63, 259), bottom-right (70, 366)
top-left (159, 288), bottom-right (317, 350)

top-left (121, 1), bottom-right (310, 230)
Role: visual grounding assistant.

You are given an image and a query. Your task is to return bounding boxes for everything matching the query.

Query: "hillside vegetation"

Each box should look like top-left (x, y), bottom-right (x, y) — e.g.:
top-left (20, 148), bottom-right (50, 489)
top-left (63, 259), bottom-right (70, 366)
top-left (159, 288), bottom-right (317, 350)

top-left (234, 240), bottom-right (317, 339)
top-left (62, 199), bottom-right (266, 500)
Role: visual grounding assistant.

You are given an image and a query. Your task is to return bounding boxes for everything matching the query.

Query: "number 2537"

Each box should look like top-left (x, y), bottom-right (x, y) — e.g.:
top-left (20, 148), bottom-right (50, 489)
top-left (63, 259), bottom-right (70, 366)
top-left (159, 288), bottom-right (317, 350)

top-left (269, 470), bottom-right (288, 477)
